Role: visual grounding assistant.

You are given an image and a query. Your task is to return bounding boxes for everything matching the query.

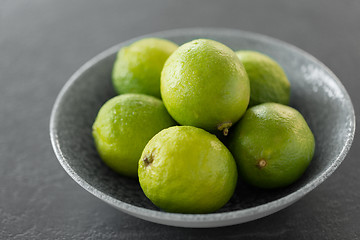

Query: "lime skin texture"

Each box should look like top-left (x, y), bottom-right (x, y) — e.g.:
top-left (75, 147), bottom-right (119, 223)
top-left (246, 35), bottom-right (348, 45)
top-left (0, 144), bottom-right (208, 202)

top-left (161, 39), bottom-right (250, 135)
top-left (228, 103), bottom-right (315, 189)
top-left (112, 38), bottom-right (178, 99)
top-left (236, 51), bottom-right (291, 107)
top-left (92, 93), bottom-right (176, 178)
top-left (138, 126), bottom-right (238, 214)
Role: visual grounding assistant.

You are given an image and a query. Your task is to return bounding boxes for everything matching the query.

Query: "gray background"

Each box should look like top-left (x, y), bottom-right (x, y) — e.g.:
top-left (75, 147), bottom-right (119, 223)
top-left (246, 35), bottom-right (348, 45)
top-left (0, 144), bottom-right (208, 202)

top-left (1, 0), bottom-right (359, 239)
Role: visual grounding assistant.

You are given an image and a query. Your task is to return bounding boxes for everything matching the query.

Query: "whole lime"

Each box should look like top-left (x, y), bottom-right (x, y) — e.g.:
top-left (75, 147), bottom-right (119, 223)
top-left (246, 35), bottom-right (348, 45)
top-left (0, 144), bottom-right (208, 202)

top-left (228, 103), bottom-right (315, 189)
top-left (236, 51), bottom-right (290, 107)
top-left (138, 126), bottom-right (238, 213)
top-left (92, 94), bottom-right (176, 177)
top-left (112, 38), bottom-right (178, 99)
top-left (161, 39), bottom-right (250, 135)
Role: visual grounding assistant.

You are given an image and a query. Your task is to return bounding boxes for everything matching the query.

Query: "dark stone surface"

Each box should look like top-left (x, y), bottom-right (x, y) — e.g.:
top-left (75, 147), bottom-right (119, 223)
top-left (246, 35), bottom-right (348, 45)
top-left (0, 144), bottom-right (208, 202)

top-left (1, 0), bottom-right (359, 238)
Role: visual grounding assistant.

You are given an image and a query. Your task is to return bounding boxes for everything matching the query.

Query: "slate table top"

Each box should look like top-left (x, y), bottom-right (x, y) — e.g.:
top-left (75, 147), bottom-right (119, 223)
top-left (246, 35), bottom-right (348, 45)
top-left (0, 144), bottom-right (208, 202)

top-left (1, 0), bottom-right (359, 239)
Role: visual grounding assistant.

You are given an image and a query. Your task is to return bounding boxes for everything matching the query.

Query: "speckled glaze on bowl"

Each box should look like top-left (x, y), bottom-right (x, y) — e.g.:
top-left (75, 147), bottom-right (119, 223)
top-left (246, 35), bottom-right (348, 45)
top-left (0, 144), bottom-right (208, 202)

top-left (50, 28), bottom-right (355, 228)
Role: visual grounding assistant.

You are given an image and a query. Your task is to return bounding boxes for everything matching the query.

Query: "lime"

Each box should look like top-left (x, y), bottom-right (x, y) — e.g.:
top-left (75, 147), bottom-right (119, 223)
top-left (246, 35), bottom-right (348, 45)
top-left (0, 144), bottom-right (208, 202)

top-left (138, 126), bottom-right (238, 213)
top-left (112, 38), bottom-right (178, 98)
top-left (92, 94), bottom-right (176, 177)
top-left (228, 103), bottom-right (315, 189)
top-left (161, 39), bottom-right (250, 135)
top-left (236, 51), bottom-right (290, 107)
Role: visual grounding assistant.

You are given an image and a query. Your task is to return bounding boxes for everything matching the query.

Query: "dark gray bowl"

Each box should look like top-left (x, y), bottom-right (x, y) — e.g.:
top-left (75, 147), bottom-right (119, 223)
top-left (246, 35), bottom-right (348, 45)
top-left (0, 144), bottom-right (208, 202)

top-left (50, 28), bottom-right (355, 228)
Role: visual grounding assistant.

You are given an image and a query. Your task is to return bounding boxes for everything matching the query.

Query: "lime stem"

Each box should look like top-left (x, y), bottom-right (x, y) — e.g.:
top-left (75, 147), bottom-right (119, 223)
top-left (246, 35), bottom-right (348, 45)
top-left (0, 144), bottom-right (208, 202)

top-left (257, 159), bottom-right (267, 169)
top-left (217, 122), bottom-right (232, 136)
top-left (143, 155), bottom-right (153, 167)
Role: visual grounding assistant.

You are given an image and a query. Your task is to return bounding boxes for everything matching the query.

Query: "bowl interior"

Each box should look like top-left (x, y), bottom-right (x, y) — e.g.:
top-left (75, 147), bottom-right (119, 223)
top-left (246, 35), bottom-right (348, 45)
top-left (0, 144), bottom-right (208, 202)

top-left (51, 29), bottom-right (355, 218)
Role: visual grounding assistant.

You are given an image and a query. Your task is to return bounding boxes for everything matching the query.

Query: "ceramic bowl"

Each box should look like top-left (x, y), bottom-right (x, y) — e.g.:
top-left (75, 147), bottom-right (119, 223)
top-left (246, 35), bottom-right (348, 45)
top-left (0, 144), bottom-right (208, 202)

top-left (50, 28), bottom-right (355, 228)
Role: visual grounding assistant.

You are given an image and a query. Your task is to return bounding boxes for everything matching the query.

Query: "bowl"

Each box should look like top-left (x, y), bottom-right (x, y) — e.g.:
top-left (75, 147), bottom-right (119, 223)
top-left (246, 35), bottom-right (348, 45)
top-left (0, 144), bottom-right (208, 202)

top-left (50, 28), bottom-right (355, 228)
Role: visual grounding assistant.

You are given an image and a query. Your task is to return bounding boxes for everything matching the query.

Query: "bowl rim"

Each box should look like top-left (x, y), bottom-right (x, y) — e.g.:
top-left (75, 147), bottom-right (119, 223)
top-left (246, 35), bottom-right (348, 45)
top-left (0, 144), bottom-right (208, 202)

top-left (50, 27), bottom-right (356, 225)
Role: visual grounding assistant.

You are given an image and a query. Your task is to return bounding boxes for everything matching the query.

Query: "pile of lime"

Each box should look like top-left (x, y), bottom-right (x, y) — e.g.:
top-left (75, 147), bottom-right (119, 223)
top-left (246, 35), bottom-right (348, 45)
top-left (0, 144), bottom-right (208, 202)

top-left (92, 38), bottom-right (315, 214)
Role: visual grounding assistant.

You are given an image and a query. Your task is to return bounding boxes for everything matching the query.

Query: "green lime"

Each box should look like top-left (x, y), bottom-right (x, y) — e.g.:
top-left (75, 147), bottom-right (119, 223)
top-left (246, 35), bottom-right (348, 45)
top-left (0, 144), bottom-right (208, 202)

top-left (236, 51), bottom-right (290, 107)
top-left (228, 103), bottom-right (315, 189)
top-left (112, 38), bottom-right (178, 98)
top-left (161, 39), bottom-right (250, 135)
top-left (138, 126), bottom-right (238, 213)
top-left (92, 93), bottom-right (176, 177)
